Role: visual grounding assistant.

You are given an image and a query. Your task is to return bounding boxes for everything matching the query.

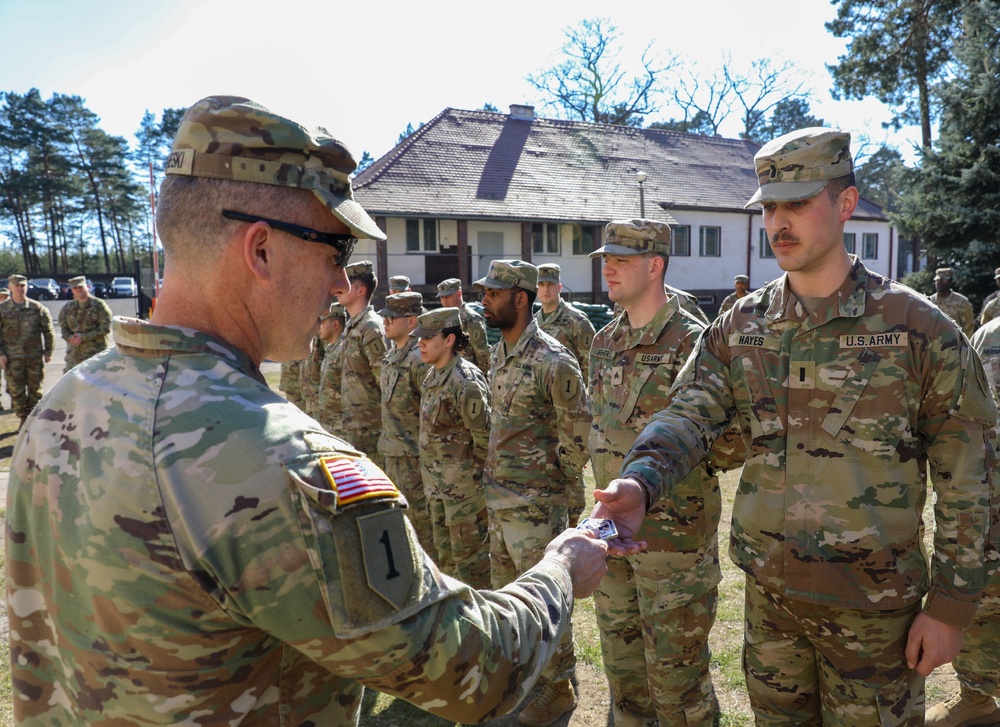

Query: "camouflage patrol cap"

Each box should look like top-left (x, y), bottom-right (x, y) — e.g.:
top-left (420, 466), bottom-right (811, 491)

top-left (164, 95), bottom-right (386, 241)
top-left (68, 276), bottom-right (87, 287)
top-left (745, 127), bottom-right (854, 208)
top-left (435, 278), bottom-right (462, 298)
top-left (321, 302), bottom-right (346, 320)
top-left (411, 307), bottom-right (463, 338)
top-left (0, 288), bottom-right (8, 297)
top-left (8, 275), bottom-right (26, 285)
top-left (994, 267), bottom-right (1000, 279)
top-left (388, 275), bottom-right (410, 293)
top-left (378, 291), bottom-right (423, 318)
top-left (590, 218), bottom-right (671, 258)
top-left (345, 260), bottom-right (374, 279)
top-left (934, 267), bottom-right (954, 281)
top-left (735, 274), bottom-right (749, 284)
top-left (472, 259), bottom-right (538, 292)
top-left (537, 264), bottom-right (561, 283)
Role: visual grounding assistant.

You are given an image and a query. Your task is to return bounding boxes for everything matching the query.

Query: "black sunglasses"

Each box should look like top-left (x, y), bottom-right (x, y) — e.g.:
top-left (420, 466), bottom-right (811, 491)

top-left (222, 210), bottom-right (357, 267)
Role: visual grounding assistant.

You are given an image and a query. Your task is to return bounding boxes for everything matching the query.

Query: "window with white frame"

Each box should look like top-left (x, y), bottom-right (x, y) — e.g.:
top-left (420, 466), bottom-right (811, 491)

top-left (671, 225), bottom-right (691, 256)
top-left (843, 232), bottom-right (856, 254)
top-left (531, 223), bottom-right (559, 255)
top-left (863, 233), bottom-right (878, 259)
top-left (759, 229), bottom-right (775, 258)
top-left (405, 218), bottom-right (438, 252)
top-left (699, 226), bottom-right (721, 257)
top-left (569, 224), bottom-right (596, 255)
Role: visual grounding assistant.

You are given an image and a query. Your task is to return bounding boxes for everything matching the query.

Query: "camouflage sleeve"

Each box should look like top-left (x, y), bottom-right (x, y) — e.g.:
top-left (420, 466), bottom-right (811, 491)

top-left (920, 327), bottom-right (996, 624)
top-left (362, 326), bottom-right (388, 390)
top-left (469, 317), bottom-right (490, 374)
top-left (621, 325), bottom-right (737, 506)
top-left (961, 301), bottom-right (975, 338)
top-left (58, 304), bottom-right (72, 341)
top-left (259, 452), bottom-right (576, 722)
top-left (546, 355), bottom-right (590, 482)
top-left (41, 304), bottom-right (54, 357)
top-left (574, 315), bottom-right (595, 376)
top-left (82, 300), bottom-right (112, 343)
top-left (459, 375), bottom-right (491, 464)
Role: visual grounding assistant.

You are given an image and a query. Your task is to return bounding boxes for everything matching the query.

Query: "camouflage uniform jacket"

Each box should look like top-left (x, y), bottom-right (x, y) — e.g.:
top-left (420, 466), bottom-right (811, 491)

top-left (379, 337), bottom-right (428, 458)
top-left (57, 296), bottom-right (112, 364)
top-left (484, 321), bottom-right (590, 510)
top-left (535, 298), bottom-right (596, 373)
top-left (6, 318), bottom-right (579, 725)
top-left (316, 336), bottom-right (346, 433)
top-left (0, 297), bottom-right (54, 359)
top-left (419, 355), bottom-right (491, 516)
top-left (299, 335), bottom-right (326, 416)
top-left (279, 358), bottom-right (304, 405)
top-left (716, 290), bottom-right (746, 318)
top-left (590, 296), bottom-right (722, 604)
top-left (340, 305), bottom-right (387, 430)
top-left (460, 302), bottom-right (491, 375)
top-left (981, 294), bottom-right (1000, 327)
top-left (622, 258), bottom-right (994, 625)
top-left (667, 284), bottom-right (710, 325)
top-left (930, 290), bottom-right (975, 338)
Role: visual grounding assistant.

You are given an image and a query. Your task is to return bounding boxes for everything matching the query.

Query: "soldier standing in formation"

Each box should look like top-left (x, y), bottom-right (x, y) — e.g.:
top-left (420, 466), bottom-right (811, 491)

top-left (415, 307), bottom-right (492, 588)
top-left (300, 302), bottom-right (345, 417)
top-left (534, 262), bottom-right (595, 373)
top-left (716, 273), bottom-right (750, 317)
top-left (316, 303), bottom-right (349, 433)
top-left (0, 286), bottom-right (8, 410)
top-left (58, 275), bottom-right (112, 372)
top-left (477, 259), bottom-right (591, 727)
top-left (338, 259), bottom-right (387, 464)
top-left (388, 274), bottom-right (411, 293)
top-left (589, 219), bottom-right (723, 726)
top-left (979, 267), bottom-right (1000, 326)
top-left (279, 358), bottom-right (305, 408)
top-left (6, 94), bottom-right (614, 726)
top-left (0, 274), bottom-right (54, 427)
top-left (377, 291), bottom-right (433, 549)
top-left (436, 277), bottom-right (491, 374)
top-left (930, 266), bottom-right (975, 337)
top-left (592, 127), bottom-right (995, 725)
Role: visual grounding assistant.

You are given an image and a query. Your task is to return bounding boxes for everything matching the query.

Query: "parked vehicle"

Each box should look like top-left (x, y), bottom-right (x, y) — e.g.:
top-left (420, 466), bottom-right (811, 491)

top-left (110, 276), bottom-right (138, 297)
top-left (28, 278), bottom-right (59, 301)
top-left (58, 281), bottom-right (72, 299)
top-left (91, 281), bottom-right (108, 298)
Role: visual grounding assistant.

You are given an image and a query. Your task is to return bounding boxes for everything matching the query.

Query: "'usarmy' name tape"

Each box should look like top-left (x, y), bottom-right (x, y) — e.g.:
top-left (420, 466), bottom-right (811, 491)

top-left (729, 332), bottom-right (908, 349)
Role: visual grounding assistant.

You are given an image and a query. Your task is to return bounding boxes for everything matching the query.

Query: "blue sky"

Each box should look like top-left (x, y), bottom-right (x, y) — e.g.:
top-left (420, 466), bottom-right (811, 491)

top-left (1, 0), bottom-right (921, 164)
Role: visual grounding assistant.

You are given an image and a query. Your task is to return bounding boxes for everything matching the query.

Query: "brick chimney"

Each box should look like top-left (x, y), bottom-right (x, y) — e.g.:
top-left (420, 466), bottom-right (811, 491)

top-left (509, 104), bottom-right (535, 121)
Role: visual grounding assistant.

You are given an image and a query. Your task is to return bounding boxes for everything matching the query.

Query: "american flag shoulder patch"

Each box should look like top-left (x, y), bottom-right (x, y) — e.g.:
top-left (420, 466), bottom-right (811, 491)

top-left (319, 456), bottom-right (400, 507)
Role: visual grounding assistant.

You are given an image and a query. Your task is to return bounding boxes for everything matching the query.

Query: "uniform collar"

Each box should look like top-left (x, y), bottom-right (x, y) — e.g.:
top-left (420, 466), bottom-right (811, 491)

top-left (605, 295), bottom-right (681, 350)
top-left (764, 255), bottom-right (869, 327)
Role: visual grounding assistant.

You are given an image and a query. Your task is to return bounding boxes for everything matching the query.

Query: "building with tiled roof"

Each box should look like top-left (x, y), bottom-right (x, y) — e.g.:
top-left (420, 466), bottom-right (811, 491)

top-left (351, 105), bottom-right (893, 312)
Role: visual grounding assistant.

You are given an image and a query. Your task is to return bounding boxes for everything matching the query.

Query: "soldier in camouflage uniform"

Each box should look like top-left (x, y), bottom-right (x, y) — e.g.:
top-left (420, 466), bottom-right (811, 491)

top-left (476, 259), bottom-right (591, 727)
top-left (378, 291), bottom-right (433, 549)
top-left (979, 267), bottom-right (1000, 327)
top-left (389, 274), bottom-right (410, 293)
top-left (927, 320), bottom-right (1000, 726)
top-left (592, 128), bottom-right (996, 726)
top-left (316, 303), bottom-right (348, 433)
top-left (0, 274), bottom-right (54, 426)
top-left (930, 267), bottom-right (975, 338)
top-left (58, 275), bottom-right (112, 372)
top-left (5, 94), bottom-right (614, 727)
top-left (535, 263), bottom-right (596, 372)
top-left (436, 277), bottom-right (491, 374)
top-left (0, 286), bottom-right (7, 410)
top-left (589, 219), bottom-right (722, 726)
top-left (279, 358), bottom-right (305, 407)
top-left (301, 302), bottom-right (345, 416)
top-left (415, 307), bottom-right (491, 588)
top-left (339, 259), bottom-right (387, 463)
top-left (716, 273), bottom-right (750, 317)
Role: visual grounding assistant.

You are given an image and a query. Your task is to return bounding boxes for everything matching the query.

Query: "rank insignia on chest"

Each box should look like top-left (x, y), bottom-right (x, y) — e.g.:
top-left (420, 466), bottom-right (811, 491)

top-left (319, 456), bottom-right (400, 507)
top-left (610, 366), bottom-right (624, 386)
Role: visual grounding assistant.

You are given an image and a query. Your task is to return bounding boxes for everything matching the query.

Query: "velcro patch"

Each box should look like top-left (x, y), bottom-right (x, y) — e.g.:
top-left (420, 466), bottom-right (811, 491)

top-left (840, 332), bottom-right (908, 348)
top-left (357, 509), bottom-right (414, 610)
top-left (320, 456), bottom-right (399, 507)
top-left (592, 348), bottom-right (614, 360)
top-left (728, 333), bottom-right (782, 350)
top-left (637, 353), bottom-right (667, 365)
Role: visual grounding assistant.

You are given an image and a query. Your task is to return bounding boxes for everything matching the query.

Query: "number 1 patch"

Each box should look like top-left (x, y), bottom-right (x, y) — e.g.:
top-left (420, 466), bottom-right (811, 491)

top-left (357, 509), bottom-right (414, 610)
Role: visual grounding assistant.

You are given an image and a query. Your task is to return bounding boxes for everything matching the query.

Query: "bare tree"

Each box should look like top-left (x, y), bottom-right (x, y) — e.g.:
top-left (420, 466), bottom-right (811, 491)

top-left (527, 18), bottom-right (676, 126)
top-left (725, 57), bottom-right (810, 142)
top-left (671, 63), bottom-right (735, 136)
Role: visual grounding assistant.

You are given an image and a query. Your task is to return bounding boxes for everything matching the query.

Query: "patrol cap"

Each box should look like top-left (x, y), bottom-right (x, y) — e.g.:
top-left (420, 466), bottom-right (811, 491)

top-left (164, 95), bottom-right (386, 241)
top-left (411, 307), bottom-right (462, 338)
top-left (8, 275), bottom-right (26, 285)
top-left (934, 267), bottom-right (954, 281)
top-left (378, 291), bottom-right (424, 318)
top-left (537, 264), bottom-right (561, 283)
top-left (388, 275), bottom-right (410, 293)
top-left (590, 219), bottom-right (671, 258)
top-left (345, 260), bottom-right (374, 279)
top-left (735, 274), bottom-right (749, 284)
top-left (321, 302), bottom-right (346, 320)
top-left (745, 127), bottom-right (854, 208)
top-left (473, 260), bottom-right (538, 292)
top-left (993, 267), bottom-right (1000, 279)
top-left (0, 288), bottom-right (9, 296)
top-left (436, 278), bottom-right (462, 298)
top-left (69, 276), bottom-right (87, 287)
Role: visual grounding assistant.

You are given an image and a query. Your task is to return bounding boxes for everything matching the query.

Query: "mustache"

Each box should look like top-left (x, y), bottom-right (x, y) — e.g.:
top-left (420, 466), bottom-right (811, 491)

top-left (772, 233), bottom-right (799, 243)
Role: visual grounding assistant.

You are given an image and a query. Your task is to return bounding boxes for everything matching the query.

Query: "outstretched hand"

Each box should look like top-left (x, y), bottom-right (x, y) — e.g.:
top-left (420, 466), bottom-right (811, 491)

top-left (589, 478), bottom-right (648, 557)
top-left (544, 529), bottom-right (609, 599)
